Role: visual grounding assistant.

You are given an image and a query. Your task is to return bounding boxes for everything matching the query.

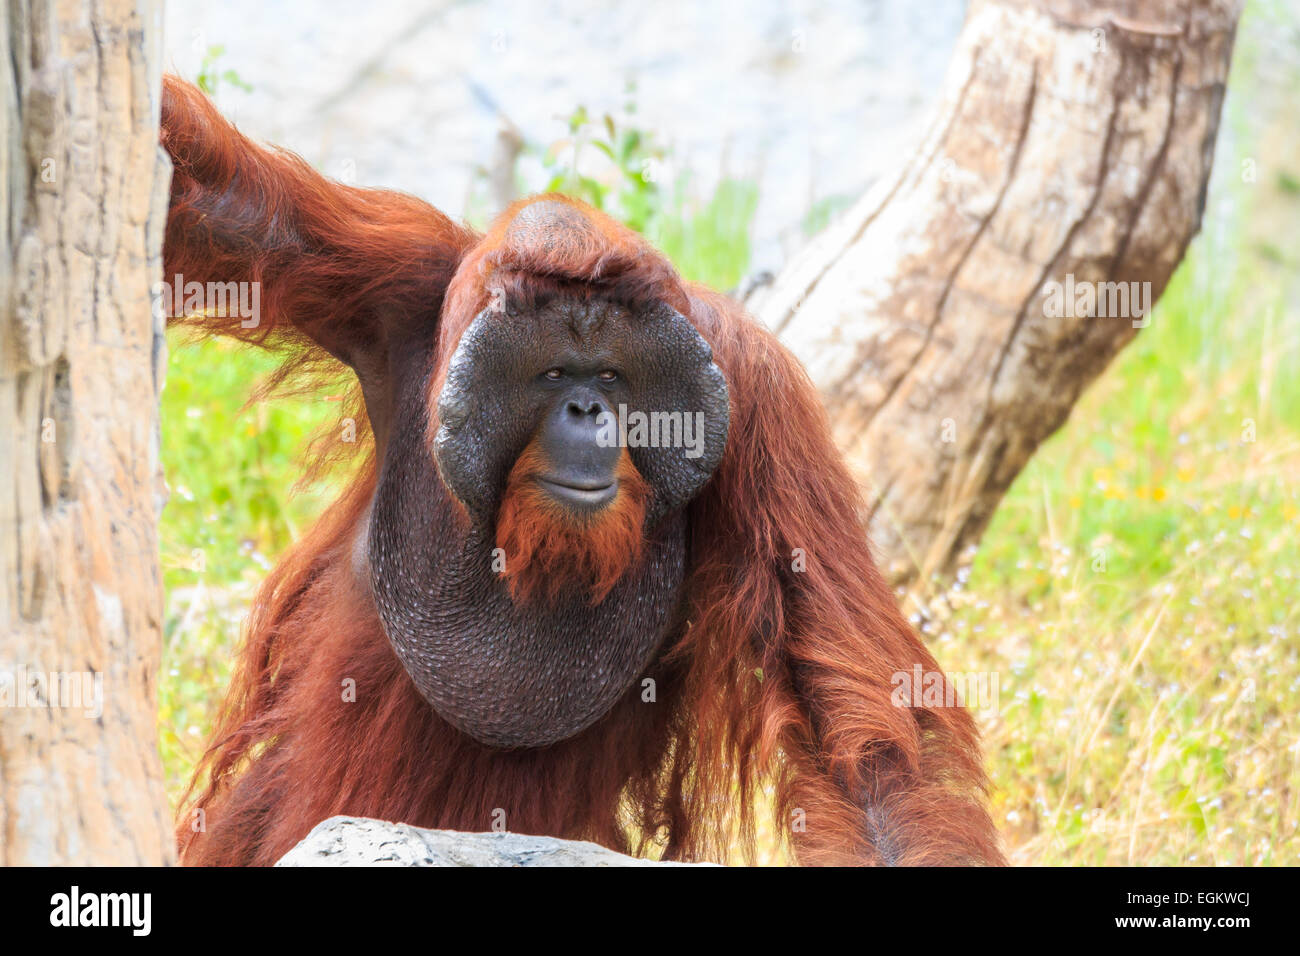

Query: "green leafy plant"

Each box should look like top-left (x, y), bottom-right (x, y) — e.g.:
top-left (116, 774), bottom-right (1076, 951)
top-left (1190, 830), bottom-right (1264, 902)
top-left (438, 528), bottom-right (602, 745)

top-left (195, 45), bottom-right (252, 97)
top-left (524, 90), bottom-right (759, 290)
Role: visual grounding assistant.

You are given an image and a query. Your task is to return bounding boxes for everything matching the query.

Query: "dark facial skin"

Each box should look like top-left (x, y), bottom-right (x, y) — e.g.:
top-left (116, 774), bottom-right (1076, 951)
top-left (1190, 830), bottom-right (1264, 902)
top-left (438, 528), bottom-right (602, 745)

top-left (366, 296), bottom-right (729, 748)
top-left (433, 296), bottom-right (729, 528)
top-left (533, 376), bottom-right (623, 513)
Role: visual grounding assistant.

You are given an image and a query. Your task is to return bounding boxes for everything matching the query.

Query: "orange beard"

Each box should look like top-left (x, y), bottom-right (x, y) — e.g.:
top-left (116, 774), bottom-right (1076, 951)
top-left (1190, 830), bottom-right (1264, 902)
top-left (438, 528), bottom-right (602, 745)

top-left (494, 442), bottom-right (649, 606)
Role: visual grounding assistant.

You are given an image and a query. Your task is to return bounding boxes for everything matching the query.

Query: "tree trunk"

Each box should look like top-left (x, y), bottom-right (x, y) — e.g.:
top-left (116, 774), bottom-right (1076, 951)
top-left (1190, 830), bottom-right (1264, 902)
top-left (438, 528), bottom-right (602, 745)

top-left (752, 0), bottom-right (1240, 594)
top-left (1, 0), bottom-right (173, 864)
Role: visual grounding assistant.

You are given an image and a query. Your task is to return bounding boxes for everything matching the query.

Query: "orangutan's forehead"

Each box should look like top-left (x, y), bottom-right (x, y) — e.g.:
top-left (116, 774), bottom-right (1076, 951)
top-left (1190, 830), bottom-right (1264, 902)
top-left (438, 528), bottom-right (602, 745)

top-left (532, 297), bottom-right (633, 346)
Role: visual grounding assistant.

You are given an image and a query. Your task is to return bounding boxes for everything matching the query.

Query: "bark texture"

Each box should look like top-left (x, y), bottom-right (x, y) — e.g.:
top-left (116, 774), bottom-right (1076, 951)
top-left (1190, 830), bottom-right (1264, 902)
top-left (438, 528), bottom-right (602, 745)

top-left (1, 0), bottom-right (173, 864)
top-left (752, 0), bottom-right (1240, 592)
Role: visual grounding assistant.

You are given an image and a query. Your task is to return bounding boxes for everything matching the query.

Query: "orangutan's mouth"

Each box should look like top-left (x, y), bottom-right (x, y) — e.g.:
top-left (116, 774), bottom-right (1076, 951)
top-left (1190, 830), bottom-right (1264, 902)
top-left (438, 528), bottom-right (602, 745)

top-left (535, 476), bottom-right (619, 511)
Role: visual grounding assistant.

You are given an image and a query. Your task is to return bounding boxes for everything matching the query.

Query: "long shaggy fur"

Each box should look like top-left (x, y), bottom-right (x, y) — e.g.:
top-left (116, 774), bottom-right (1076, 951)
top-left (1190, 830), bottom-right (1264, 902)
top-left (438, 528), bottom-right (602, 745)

top-left (164, 76), bottom-right (1004, 867)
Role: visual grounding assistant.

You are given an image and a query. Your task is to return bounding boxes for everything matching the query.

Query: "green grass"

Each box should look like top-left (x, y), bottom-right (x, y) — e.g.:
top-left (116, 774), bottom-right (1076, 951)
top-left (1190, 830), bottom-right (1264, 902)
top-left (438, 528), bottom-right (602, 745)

top-left (949, 202), bottom-right (1300, 865)
top-left (159, 2), bottom-right (1300, 863)
top-left (943, 1), bottom-right (1300, 866)
top-left (158, 339), bottom-right (341, 803)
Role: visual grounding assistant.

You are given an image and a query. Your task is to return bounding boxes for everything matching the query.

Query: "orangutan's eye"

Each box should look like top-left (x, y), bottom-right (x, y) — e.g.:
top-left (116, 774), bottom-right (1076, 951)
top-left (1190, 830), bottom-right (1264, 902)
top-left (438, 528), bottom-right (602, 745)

top-left (597, 370), bottom-right (618, 382)
top-left (544, 368), bottom-right (564, 380)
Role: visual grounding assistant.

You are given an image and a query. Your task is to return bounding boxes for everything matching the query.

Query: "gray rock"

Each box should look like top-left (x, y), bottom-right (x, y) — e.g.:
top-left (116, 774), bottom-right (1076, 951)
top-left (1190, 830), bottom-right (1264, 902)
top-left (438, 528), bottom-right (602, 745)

top-left (162, 0), bottom-right (965, 275)
top-left (275, 815), bottom-right (708, 866)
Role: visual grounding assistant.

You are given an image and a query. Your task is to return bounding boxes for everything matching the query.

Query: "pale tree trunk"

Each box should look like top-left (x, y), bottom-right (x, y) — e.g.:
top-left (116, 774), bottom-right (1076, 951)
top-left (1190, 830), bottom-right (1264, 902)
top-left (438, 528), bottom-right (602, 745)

top-left (752, 0), bottom-right (1241, 594)
top-left (1, 0), bottom-right (173, 864)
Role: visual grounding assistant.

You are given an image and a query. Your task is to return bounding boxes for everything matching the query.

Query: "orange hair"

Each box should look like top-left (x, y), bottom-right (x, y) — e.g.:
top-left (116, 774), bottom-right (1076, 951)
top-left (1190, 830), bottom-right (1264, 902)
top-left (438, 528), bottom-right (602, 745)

top-left (163, 78), bottom-right (1003, 867)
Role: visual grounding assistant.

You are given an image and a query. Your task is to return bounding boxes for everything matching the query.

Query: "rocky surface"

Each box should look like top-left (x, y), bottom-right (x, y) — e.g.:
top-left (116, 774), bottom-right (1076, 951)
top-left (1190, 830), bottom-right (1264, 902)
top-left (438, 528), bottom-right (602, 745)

top-left (276, 815), bottom-right (706, 866)
top-left (160, 0), bottom-right (964, 273)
